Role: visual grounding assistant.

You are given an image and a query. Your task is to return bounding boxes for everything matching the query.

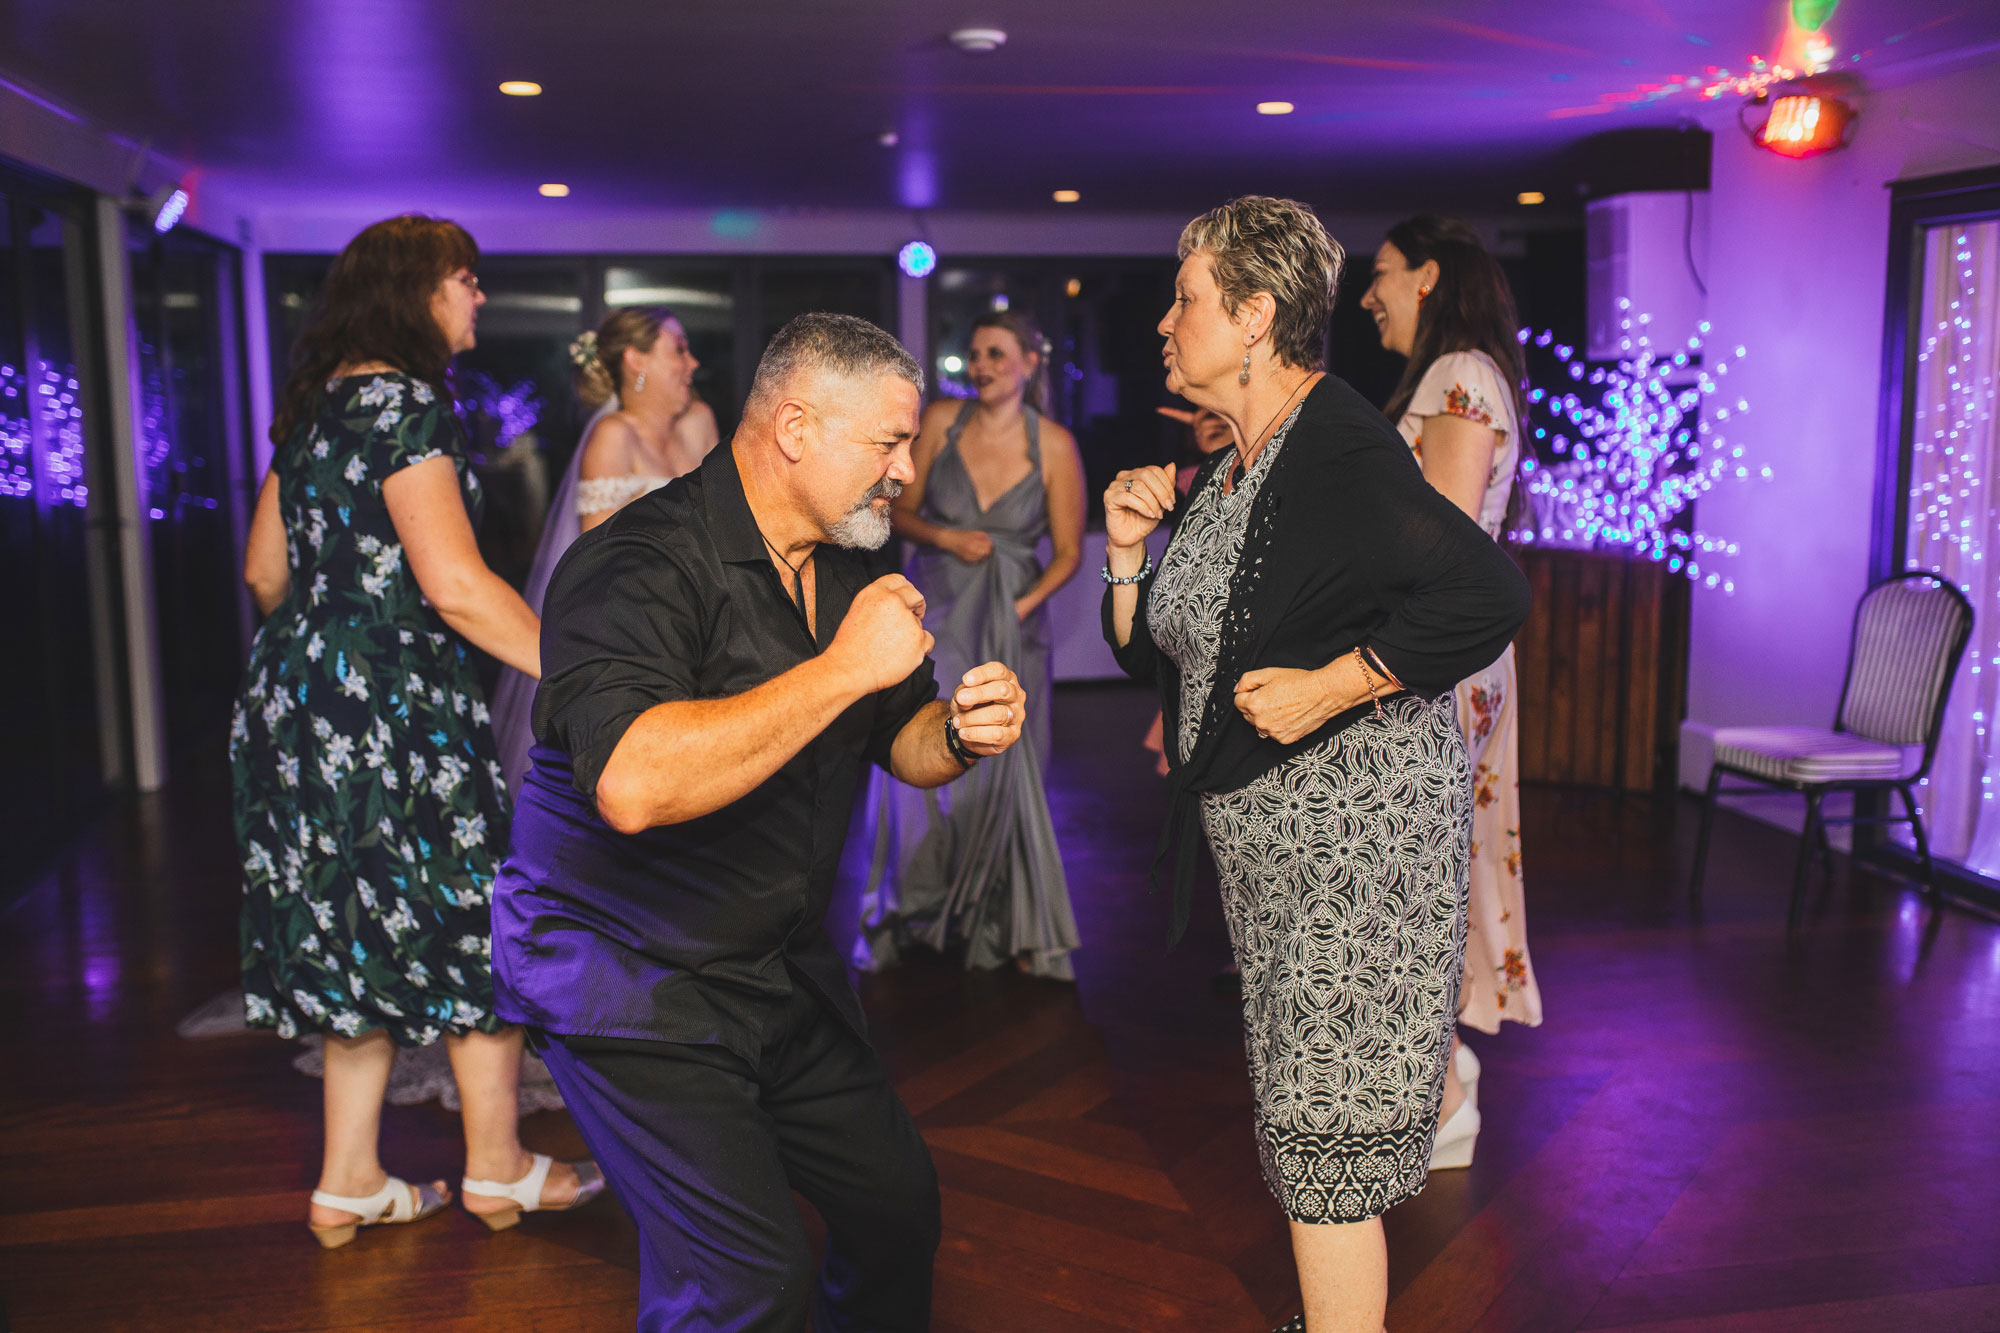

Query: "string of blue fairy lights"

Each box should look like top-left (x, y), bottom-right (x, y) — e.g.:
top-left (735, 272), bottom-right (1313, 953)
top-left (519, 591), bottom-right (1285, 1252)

top-left (1511, 299), bottom-right (1770, 594)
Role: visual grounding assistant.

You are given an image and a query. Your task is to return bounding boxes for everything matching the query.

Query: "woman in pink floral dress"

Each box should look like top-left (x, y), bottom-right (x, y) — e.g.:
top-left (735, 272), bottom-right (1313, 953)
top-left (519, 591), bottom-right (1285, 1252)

top-left (1362, 215), bottom-right (1543, 1168)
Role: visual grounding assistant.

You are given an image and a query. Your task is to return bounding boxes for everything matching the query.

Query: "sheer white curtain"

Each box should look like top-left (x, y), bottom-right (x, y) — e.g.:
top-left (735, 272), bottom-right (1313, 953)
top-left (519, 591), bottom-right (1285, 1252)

top-left (1905, 219), bottom-right (2000, 875)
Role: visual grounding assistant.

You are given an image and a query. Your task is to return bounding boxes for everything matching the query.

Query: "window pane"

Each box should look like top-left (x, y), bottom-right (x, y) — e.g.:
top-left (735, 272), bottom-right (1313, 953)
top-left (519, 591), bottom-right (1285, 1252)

top-left (455, 258), bottom-right (588, 591)
top-left (1902, 219), bottom-right (2000, 875)
top-left (757, 263), bottom-right (891, 346)
top-left (129, 225), bottom-right (245, 765)
top-left (932, 259), bottom-right (1178, 522)
top-left (604, 262), bottom-right (738, 440)
top-left (0, 185), bottom-right (106, 895)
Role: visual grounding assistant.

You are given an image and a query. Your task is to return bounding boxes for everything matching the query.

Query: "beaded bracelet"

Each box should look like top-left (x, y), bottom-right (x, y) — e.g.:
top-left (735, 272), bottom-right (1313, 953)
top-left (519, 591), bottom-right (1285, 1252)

top-left (1353, 646), bottom-right (1386, 720)
top-left (1100, 555), bottom-right (1154, 586)
top-left (943, 716), bottom-right (980, 768)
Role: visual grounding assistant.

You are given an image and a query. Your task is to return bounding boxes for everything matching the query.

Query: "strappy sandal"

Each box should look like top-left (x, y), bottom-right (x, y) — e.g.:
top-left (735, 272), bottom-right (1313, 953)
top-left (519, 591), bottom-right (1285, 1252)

top-left (307, 1175), bottom-right (451, 1249)
top-left (461, 1152), bottom-right (605, 1232)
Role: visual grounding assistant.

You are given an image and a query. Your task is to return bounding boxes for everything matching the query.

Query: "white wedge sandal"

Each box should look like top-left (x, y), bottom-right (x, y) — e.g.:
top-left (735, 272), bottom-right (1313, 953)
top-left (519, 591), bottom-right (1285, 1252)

top-left (461, 1152), bottom-right (606, 1232)
top-left (1428, 1043), bottom-right (1485, 1171)
top-left (1456, 1042), bottom-right (1482, 1107)
top-left (1429, 1096), bottom-right (1482, 1170)
top-left (307, 1175), bottom-right (451, 1249)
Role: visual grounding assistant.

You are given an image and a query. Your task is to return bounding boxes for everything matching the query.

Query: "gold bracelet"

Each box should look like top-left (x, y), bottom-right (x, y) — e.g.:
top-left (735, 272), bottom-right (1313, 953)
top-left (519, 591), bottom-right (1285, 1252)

top-left (1364, 645), bottom-right (1403, 693)
top-left (1353, 646), bottom-right (1385, 720)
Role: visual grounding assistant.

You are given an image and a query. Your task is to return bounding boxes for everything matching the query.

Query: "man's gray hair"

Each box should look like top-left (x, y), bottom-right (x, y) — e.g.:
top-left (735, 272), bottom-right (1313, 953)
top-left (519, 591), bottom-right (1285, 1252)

top-left (746, 312), bottom-right (924, 412)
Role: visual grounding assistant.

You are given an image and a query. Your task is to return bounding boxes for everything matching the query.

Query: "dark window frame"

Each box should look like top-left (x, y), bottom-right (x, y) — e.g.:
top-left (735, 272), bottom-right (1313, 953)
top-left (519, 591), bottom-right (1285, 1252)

top-left (1862, 164), bottom-right (2000, 907)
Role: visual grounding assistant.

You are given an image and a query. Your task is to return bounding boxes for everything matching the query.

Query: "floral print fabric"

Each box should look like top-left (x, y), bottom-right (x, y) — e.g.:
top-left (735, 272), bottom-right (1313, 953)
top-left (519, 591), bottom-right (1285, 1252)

top-left (1455, 644), bottom-right (1540, 1032)
top-left (1394, 352), bottom-right (1542, 1034)
top-left (1397, 349), bottom-right (1520, 539)
top-left (232, 373), bottom-right (510, 1047)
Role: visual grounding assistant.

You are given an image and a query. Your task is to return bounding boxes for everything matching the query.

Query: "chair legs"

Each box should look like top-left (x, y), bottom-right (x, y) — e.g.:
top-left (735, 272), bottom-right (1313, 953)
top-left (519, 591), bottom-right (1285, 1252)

top-left (1899, 784), bottom-right (1939, 902)
top-left (1689, 765), bottom-right (1724, 902)
top-left (1691, 770), bottom-right (1872, 929)
top-left (1789, 789), bottom-right (1826, 931)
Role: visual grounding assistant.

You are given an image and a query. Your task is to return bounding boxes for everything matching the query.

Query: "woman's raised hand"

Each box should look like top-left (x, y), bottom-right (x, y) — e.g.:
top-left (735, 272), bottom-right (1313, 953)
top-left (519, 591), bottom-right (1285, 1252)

top-left (1104, 465), bottom-right (1177, 554)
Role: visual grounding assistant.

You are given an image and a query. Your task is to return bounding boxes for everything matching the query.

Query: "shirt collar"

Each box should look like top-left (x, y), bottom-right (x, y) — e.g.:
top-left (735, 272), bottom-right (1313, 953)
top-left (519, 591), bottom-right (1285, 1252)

top-left (698, 440), bottom-right (870, 602)
top-left (700, 443), bottom-right (772, 565)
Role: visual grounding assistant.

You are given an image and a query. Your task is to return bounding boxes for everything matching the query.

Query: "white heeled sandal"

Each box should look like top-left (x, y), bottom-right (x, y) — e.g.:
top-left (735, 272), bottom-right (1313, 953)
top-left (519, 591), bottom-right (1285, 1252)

top-left (307, 1175), bottom-right (450, 1249)
top-left (1456, 1042), bottom-right (1482, 1107)
top-left (1429, 1096), bottom-right (1482, 1171)
top-left (461, 1152), bottom-right (606, 1232)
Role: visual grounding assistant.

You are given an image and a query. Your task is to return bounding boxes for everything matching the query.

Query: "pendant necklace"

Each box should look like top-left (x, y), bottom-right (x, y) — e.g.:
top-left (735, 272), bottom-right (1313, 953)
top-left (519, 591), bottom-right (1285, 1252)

top-left (760, 530), bottom-right (811, 618)
top-left (1229, 372), bottom-right (1318, 491)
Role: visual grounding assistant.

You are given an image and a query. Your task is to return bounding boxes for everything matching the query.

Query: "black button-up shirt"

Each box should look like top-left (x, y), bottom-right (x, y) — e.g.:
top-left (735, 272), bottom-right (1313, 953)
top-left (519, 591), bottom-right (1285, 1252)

top-left (491, 444), bottom-right (937, 1059)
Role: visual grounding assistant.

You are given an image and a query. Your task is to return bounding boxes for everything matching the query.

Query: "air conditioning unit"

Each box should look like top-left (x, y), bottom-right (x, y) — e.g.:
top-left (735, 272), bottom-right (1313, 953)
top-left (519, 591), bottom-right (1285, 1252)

top-left (1586, 191), bottom-right (1709, 364)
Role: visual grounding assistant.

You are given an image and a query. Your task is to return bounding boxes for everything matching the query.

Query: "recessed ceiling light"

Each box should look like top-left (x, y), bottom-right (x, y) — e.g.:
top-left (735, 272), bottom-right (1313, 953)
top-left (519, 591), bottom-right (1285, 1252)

top-left (1065, 277), bottom-right (1082, 298)
top-left (948, 26), bottom-right (1007, 53)
top-left (1517, 190), bottom-right (1546, 205)
top-left (1257, 101), bottom-right (1295, 115)
top-left (877, 129), bottom-right (901, 148)
top-left (498, 81), bottom-right (543, 97)
top-left (538, 183), bottom-right (570, 197)
top-left (1053, 189), bottom-right (1080, 203)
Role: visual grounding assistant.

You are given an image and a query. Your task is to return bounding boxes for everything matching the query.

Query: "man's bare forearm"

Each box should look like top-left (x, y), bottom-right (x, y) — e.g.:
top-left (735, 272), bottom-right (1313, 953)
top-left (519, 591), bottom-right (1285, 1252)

top-left (888, 700), bottom-right (965, 789)
top-left (595, 654), bottom-right (864, 833)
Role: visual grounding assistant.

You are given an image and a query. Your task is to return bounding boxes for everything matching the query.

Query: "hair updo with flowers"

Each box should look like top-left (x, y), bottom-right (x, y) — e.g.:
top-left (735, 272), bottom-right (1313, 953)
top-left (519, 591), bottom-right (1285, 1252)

top-left (569, 306), bottom-right (679, 410)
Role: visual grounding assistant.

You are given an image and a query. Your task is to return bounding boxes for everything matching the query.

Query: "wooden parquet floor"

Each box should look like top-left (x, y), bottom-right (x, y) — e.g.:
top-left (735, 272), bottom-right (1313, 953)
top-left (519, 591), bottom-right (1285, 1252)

top-left (4, 683), bottom-right (2000, 1331)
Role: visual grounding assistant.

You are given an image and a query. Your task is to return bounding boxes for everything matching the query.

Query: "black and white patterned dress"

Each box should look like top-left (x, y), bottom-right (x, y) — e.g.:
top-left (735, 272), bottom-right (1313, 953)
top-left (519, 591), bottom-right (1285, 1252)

top-left (1149, 408), bottom-right (1472, 1223)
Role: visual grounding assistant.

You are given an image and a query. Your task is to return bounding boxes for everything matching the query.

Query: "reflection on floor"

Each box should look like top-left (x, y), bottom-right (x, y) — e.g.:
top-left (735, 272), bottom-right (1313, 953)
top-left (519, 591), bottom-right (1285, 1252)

top-left (3, 684), bottom-right (1998, 1331)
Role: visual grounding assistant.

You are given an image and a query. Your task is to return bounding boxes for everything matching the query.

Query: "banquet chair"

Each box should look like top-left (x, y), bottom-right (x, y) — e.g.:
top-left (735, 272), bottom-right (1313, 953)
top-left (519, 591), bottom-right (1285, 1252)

top-left (1689, 572), bottom-right (1974, 928)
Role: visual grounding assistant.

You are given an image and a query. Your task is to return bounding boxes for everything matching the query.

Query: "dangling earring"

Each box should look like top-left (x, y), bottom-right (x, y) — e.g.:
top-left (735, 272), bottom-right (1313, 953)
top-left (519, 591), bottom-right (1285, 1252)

top-left (1239, 347), bottom-right (1252, 386)
top-left (1417, 284), bottom-right (1433, 303)
top-left (635, 372), bottom-right (647, 394)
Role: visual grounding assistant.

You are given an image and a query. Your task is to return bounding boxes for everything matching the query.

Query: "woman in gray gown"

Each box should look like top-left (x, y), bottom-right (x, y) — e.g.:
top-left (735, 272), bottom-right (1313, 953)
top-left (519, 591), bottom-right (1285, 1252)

top-left (854, 310), bottom-right (1087, 979)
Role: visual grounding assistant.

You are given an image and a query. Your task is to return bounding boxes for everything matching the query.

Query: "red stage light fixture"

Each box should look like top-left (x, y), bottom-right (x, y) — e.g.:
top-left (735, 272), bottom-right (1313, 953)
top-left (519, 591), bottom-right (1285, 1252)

top-left (1753, 92), bottom-right (1853, 158)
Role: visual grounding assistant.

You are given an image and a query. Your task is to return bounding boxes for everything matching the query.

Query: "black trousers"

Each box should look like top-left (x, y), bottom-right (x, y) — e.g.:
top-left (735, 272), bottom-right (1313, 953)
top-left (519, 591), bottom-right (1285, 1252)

top-left (535, 984), bottom-right (940, 1332)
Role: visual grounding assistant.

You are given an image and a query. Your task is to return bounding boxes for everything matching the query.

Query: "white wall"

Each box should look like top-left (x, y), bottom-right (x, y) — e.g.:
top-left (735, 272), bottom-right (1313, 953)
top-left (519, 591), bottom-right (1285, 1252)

top-left (1682, 52), bottom-right (2000, 828)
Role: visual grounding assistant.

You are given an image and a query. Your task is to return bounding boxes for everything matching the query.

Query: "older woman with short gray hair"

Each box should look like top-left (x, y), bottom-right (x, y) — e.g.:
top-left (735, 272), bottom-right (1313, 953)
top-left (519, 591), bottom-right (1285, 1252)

top-left (1103, 196), bottom-right (1530, 1333)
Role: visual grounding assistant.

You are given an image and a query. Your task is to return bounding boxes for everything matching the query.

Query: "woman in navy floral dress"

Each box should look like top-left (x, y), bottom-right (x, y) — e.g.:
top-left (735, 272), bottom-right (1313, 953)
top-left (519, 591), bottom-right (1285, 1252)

top-left (235, 215), bottom-right (599, 1247)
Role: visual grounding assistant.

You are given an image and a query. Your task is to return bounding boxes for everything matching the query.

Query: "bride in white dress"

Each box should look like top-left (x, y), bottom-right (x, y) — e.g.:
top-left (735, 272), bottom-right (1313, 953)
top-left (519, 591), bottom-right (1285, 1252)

top-left (489, 307), bottom-right (717, 792)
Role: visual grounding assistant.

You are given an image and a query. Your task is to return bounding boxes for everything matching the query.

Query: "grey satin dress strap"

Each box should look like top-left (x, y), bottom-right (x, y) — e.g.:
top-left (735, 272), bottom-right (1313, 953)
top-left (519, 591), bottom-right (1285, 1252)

top-left (853, 400), bottom-right (1081, 980)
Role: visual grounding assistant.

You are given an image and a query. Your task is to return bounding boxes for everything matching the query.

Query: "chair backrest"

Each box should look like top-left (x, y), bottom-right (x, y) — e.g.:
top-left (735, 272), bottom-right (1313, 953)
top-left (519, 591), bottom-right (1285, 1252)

top-left (1835, 573), bottom-right (1975, 756)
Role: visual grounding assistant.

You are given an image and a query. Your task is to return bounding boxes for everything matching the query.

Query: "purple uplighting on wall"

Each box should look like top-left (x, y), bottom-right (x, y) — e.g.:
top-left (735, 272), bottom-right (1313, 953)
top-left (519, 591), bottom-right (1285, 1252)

top-left (294, 0), bottom-right (451, 168)
top-left (898, 150), bottom-right (938, 211)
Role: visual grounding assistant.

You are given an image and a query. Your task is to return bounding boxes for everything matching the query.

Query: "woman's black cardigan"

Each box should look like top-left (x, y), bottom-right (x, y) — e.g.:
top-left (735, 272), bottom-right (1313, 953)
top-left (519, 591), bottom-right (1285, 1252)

top-left (1103, 373), bottom-right (1532, 942)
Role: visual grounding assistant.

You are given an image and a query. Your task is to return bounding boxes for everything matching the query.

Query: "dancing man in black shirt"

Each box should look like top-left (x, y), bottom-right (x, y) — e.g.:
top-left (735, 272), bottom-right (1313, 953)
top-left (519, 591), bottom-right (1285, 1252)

top-left (493, 314), bottom-right (1027, 1332)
